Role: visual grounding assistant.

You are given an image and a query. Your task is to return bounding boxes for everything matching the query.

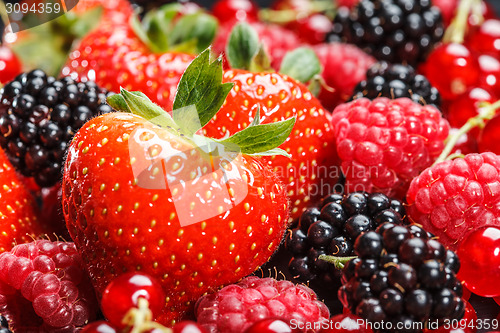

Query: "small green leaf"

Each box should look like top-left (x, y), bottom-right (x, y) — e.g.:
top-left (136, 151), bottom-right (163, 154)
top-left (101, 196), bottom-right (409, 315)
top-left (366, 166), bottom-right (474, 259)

top-left (280, 47), bottom-right (322, 83)
top-left (170, 13), bottom-right (218, 53)
top-left (249, 107), bottom-right (261, 127)
top-left (118, 89), bottom-right (179, 130)
top-left (219, 117), bottom-right (296, 155)
top-left (226, 22), bottom-right (260, 70)
top-left (250, 148), bottom-right (291, 158)
top-left (173, 49), bottom-right (234, 132)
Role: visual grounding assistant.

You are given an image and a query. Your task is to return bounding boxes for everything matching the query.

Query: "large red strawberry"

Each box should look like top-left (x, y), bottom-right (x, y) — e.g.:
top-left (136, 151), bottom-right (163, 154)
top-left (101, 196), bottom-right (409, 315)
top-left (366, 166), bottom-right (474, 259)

top-left (204, 23), bottom-right (338, 221)
top-left (62, 4), bottom-right (219, 111)
top-left (0, 149), bottom-right (45, 253)
top-left (62, 50), bottom-right (293, 326)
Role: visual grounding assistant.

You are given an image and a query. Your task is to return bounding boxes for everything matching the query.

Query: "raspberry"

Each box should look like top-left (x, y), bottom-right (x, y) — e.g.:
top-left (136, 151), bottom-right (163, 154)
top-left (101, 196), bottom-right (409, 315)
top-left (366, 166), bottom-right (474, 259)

top-left (0, 240), bottom-right (98, 332)
top-left (312, 42), bottom-right (376, 111)
top-left (213, 21), bottom-right (302, 70)
top-left (337, 224), bottom-right (464, 331)
top-left (331, 97), bottom-right (449, 198)
top-left (351, 62), bottom-right (441, 108)
top-left (194, 276), bottom-right (330, 333)
top-left (286, 192), bottom-right (406, 287)
top-left (406, 152), bottom-right (500, 250)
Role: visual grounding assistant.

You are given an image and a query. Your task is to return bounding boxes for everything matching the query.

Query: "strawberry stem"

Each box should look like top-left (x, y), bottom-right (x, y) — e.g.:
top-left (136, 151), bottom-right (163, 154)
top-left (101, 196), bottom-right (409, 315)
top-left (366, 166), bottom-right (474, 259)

top-left (434, 99), bottom-right (500, 165)
top-left (443, 0), bottom-right (483, 44)
top-left (318, 254), bottom-right (357, 270)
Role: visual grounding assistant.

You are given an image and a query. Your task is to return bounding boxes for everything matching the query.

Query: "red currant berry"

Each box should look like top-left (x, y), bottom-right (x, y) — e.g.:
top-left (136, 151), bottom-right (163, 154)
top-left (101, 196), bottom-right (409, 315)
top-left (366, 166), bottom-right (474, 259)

top-left (173, 321), bottom-right (208, 333)
top-left (468, 19), bottom-right (500, 58)
top-left (477, 55), bottom-right (500, 97)
top-left (0, 46), bottom-right (21, 84)
top-left (211, 0), bottom-right (259, 24)
top-left (319, 314), bottom-right (373, 333)
top-left (423, 43), bottom-right (480, 100)
top-left (100, 273), bottom-right (165, 328)
top-left (457, 226), bottom-right (500, 297)
top-left (243, 319), bottom-right (293, 333)
top-left (495, 296), bottom-right (500, 306)
top-left (478, 114), bottom-right (500, 154)
top-left (448, 128), bottom-right (478, 156)
top-left (462, 283), bottom-right (471, 301)
top-left (294, 14), bottom-right (333, 45)
top-left (446, 87), bottom-right (496, 129)
top-left (81, 321), bottom-right (118, 333)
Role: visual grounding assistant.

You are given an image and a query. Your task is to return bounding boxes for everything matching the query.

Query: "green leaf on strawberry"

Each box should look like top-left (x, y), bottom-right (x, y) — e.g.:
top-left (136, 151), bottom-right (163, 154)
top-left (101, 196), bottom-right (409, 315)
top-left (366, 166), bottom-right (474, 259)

top-left (226, 22), bottom-right (260, 70)
top-left (280, 47), bottom-right (322, 84)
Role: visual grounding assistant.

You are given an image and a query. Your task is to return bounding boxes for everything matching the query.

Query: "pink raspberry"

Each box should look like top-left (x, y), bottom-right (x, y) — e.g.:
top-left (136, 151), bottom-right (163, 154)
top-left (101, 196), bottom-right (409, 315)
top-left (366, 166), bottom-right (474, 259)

top-left (0, 240), bottom-right (98, 332)
top-left (195, 276), bottom-right (330, 333)
top-left (407, 152), bottom-right (500, 250)
top-left (312, 42), bottom-right (376, 111)
top-left (331, 97), bottom-right (449, 198)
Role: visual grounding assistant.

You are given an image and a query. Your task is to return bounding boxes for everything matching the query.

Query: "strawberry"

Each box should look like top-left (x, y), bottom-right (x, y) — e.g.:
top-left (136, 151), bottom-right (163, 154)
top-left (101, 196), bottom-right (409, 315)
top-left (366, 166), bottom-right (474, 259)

top-left (71, 0), bottom-right (133, 24)
top-left (62, 50), bottom-right (294, 325)
top-left (0, 148), bottom-right (45, 253)
top-left (63, 4), bottom-right (219, 111)
top-left (204, 23), bottom-right (338, 221)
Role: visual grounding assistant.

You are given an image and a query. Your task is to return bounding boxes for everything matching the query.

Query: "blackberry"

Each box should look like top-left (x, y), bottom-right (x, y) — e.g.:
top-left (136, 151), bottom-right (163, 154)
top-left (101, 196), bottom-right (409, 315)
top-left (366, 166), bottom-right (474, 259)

top-left (338, 224), bottom-right (464, 332)
top-left (0, 315), bottom-right (12, 333)
top-left (327, 0), bottom-right (444, 67)
top-left (0, 70), bottom-right (114, 187)
top-left (285, 192), bottom-right (406, 287)
top-left (351, 62), bottom-right (441, 107)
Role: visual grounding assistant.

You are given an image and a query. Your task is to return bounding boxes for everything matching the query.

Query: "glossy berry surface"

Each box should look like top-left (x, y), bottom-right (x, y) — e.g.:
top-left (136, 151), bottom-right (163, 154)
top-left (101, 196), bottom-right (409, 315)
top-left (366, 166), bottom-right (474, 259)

top-left (477, 54), bottom-right (500, 97)
top-left (478, 114), bottom-right (500, 154)
top-left (101, 273), bottom-right (165, 328)
top-left (243, 319), bottom-right (293, 333)
top-left (423, 43), bottom-right (480, 100)
top-left (81, 321), bottom-right (118, 333)
top-left (351, 62), bottom-right (441, 107)
top-left (327, 0), bottom-right (444, 66)
top-left (195, 276), bottom-right (329, 333)
top-left (423, 300), bottom-right (477, 333)
top-left (467, 19), bottom-right (500, 58)
top-left (319, 313), bottom-right (373, 332)
top-left (0, 69), bottom-right (114, 187)
top-left (0, 240), bottom-right (98, 332)
top-left (286, 191), bottom-right (406, 286)
top-left (457, 226), bottom-right (500, 297)
top-left (211, 0), bottom-right (259, 24)
top-left (173, 321), bottom-right (208, 333)
top-left (445, 87), bottom-right (496, 129)
top-left (0, 47), bottom-right (21, 85)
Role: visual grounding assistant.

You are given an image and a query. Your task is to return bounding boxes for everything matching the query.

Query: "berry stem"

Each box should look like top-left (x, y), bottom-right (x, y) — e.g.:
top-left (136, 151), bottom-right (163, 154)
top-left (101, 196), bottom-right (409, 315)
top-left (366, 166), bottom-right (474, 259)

top-left (318, 254), bottom-right (357, 270)
top-left (443, 0), bottom-right (483, 44)
top-left (434, 99), bottom-right (500, 165)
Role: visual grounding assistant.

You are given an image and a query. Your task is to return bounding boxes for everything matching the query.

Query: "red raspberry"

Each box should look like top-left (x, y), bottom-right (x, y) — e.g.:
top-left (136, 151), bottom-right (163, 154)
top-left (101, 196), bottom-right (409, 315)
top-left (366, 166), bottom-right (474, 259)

top-left (406, 152), bottom-right (500, 250)
top-left (312, 43), bottom-right (376, 111)
top-left (195, 276), bottom-right (330, 333)
top-left (213, 21), bottom-right (302, 70)
top-left (331, 97), bottom-right (449, 198)
top-left (0, 240), bottom-right (98, 332)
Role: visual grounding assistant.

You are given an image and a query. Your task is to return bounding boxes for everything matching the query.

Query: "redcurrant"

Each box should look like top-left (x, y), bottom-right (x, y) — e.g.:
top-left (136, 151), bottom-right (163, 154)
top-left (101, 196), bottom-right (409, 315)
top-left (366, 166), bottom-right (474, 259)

top-left (81, 321), bottom-right (118, 333)
top-left (173, 321), bottom-right (208, 333)
top-left (294, 14), bottom-right (333, 45)
top-left (211, 0), bottom-right (259, 24)
top-left (423, 43), bottom-right (480, 100)
top-left (477, 55), bottom-right (500, 97)
top-left (468, 19), bottom-right (500, 58)
top-left (495, 296), bottom-right (500, 306)
top-left (100, 273), bottom-right (165, 328)
top-left (244, 319), bottom-right (293, 333)
top-left (448, 128), bottom-right (478, 156)
top-left (446, 87), bottom-right (496, 129)
top-left (457, 226), bottom-right (500, 297)
top-left (319, 314), bottom-right (373, 333)
top-left (0, 46), bottom-right (21, 84)
top-left (478, 114), bottom-right (500, 154)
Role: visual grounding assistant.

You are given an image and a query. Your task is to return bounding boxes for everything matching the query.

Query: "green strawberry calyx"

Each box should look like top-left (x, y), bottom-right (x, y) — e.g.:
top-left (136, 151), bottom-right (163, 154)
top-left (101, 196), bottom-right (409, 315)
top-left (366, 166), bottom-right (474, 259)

top-left (108, 48), bottom-right (296, 158)
top-left (226, 22), bottom-right (322, 84)
top-left (131, 4), bottom-right (218, 55)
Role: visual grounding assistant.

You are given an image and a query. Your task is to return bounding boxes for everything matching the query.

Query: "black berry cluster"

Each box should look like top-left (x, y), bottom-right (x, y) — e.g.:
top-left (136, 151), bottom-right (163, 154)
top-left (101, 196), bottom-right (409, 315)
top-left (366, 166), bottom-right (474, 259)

top-left (285, 192), bottom-right (406, 286)
top-left (339, 223), bottom-right (464, 332)
top-left (0, 315), bottom-right (12, 333)
top-left (0, 70), bottom-right (114, 187)
top-left (351, 62), bottom-right (441, 107)
top-left (327, 0), bottom-right (444, 67)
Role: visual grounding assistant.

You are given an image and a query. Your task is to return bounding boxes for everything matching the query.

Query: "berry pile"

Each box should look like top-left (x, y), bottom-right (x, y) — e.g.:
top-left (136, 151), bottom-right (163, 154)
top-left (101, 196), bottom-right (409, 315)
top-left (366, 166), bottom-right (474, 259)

top-left (351, 62), bottom-right (441, 107)
top-left (0, 70), bottom-right (113, 187)
top-left (327, 0), bottom-right (445, 66)
top-left (286, 192), bottom-right (406, 285)
top-left (338, 224), bottom-right (464, 330)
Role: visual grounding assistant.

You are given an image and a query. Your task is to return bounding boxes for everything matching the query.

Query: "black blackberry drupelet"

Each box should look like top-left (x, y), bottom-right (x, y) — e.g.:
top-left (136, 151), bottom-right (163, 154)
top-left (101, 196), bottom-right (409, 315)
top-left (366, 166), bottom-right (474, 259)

top-left (0, 70), bottom-right (114, 188)
top-left (327, 0), bottom-right (445, 67)
top-left (285, 192), bottom-right (406, 287)
top-left (338, 223), bottom-right (464, 332)
top-left (351, 62), bottom-right (441, 107)
top-left (0, 315), bottom-right (12, 333)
